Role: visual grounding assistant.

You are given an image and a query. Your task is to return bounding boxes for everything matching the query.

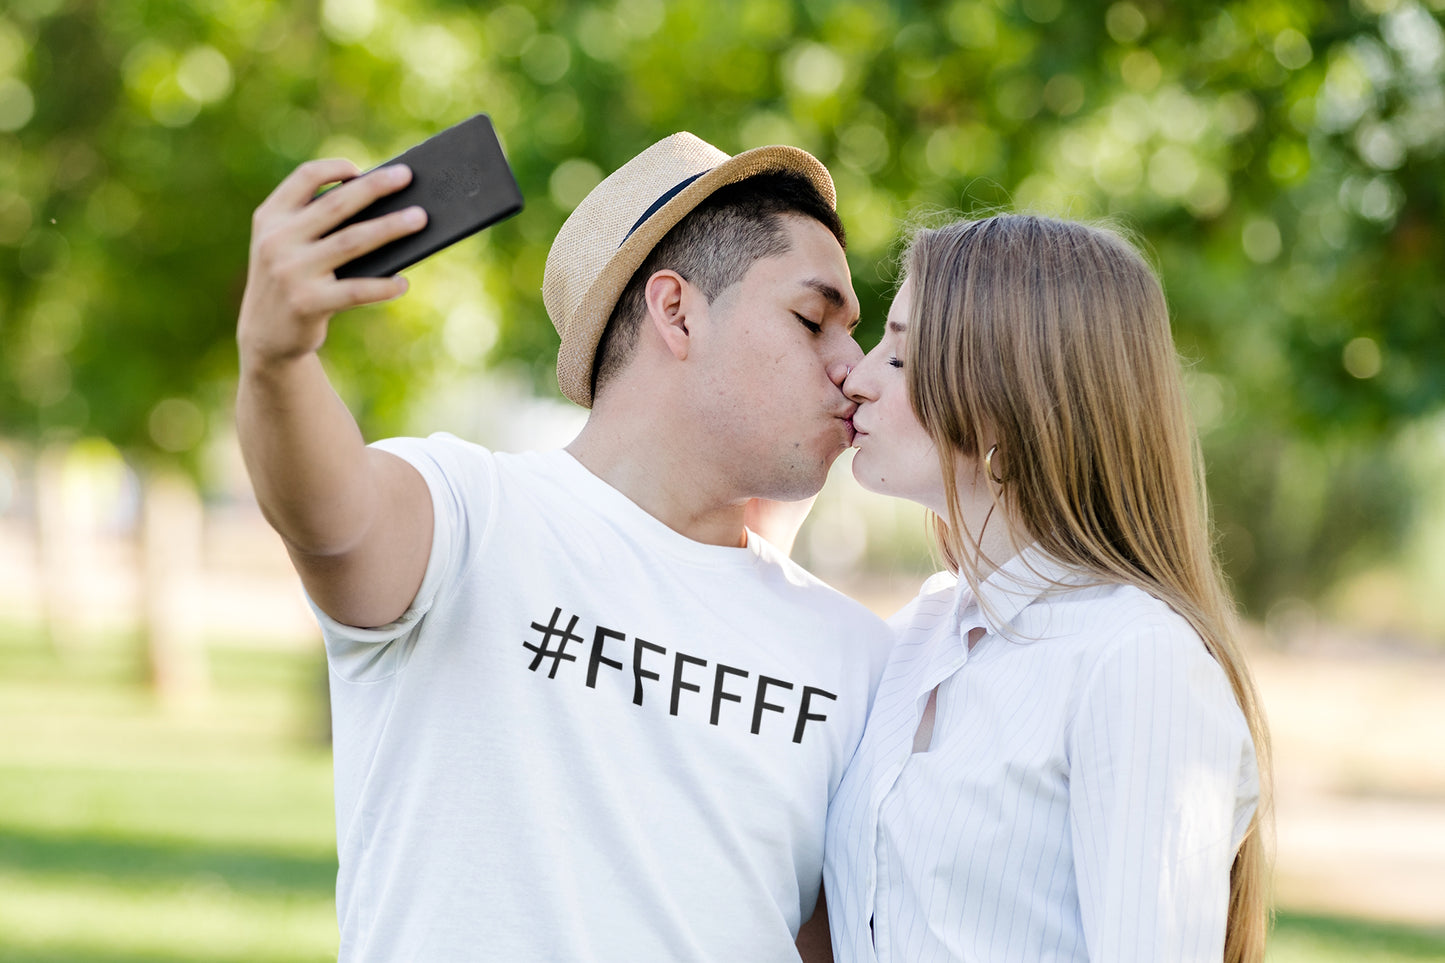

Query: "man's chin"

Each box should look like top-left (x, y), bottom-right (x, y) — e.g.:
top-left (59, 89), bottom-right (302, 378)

top-left (771, 468), bottom-right (829, 504)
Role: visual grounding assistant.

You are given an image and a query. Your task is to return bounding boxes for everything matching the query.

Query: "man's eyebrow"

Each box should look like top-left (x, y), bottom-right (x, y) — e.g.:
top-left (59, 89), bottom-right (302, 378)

top-left (801, 278), bottom-right (847, 309)
top-left (800, 278), bottom-right (862, 330)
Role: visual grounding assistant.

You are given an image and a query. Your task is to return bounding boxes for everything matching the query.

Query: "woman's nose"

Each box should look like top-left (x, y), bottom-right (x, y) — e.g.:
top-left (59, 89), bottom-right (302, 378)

top-left (843, 358), bottom-right (875, 403)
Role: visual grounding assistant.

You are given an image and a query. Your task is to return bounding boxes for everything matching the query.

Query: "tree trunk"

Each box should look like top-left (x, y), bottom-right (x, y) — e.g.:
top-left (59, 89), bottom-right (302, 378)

top-left (140, 466), bottom-right (209, 705)
top-left (34, 443), bottom-right (84, 656)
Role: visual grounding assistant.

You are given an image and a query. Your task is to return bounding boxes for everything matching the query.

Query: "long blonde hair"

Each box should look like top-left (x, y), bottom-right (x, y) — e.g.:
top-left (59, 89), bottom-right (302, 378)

top-left (904, 214), bottom-right (1272, 963)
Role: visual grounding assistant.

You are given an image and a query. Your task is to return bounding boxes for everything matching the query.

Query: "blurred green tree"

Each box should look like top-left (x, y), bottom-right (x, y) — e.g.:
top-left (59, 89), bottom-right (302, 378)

top-left (1, 0), bottom-right (1441, 620)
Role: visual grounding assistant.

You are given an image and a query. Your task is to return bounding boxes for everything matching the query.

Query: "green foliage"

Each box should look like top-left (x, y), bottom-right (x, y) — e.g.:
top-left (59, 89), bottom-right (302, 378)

top-left (1, 0), bottom-right (1442, 615)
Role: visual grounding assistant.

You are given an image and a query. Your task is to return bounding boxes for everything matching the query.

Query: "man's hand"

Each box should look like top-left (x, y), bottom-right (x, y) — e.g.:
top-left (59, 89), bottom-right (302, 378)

top-left (795, 885), bottom-right (834, 963)
top-left (234, 158), bottom-right (434, 629)
top-left (237, 159), bottom-right (426, 370)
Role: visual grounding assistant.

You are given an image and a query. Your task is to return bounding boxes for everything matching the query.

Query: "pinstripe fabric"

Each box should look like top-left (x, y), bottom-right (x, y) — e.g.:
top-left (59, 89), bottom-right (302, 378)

top-left (824, 548), bottom-right (1259, 963)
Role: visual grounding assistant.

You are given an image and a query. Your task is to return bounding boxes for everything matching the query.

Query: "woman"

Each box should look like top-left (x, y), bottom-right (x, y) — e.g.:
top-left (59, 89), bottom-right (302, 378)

top-left (823, 215), bottom-right (1271, 963)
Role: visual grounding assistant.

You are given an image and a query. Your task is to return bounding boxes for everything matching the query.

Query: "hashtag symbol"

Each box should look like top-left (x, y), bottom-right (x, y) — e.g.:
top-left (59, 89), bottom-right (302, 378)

top-left (523, 607), bottom-right (583, 679)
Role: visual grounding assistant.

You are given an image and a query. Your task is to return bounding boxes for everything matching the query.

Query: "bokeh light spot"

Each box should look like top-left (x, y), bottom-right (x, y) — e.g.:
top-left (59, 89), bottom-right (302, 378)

top-left (1356, 122), bottom-right (1406, 170)
top-left (1274, 28), bottom-right (1313, 70)
top-left (1242, 217), bottom-right (1282, 263)
top-left (1043, 74), bottom-right (1085, 115)
top-left (1357, 175), bottom-right (1403, 222)
top-left (1343, 337), bottom-right (1382, 379)
top-left (838, 122), bottom-right (890, 174)
top-left (177, 45), bottom-right (233, 104)
top-left (1106, 2), bottom-right (1148, 44)
top-left (487, 5), bottom-right (537, 51)
top-left (786, 43), bottom-right (846, 97)
top-left (549, 157), bottom-right (603, 212)
top-left (148, 398), bottom-right (207, 453)
top-left (0, 190), bottom-right (32, 245)
top-left (0, 19), bottom-right (27, 76)
top-left (521, 34), bottom-right (571, 84)
top-left (321, 0), bottom-right (377, 44)
top-left (0, 77), bottom-right (33, 132)
top-left (1120, 49), bottom-right (1162, 90)
top-left (1022, 0), bottom-right (1062, 24)
top-left (1148, 144), bottom-right (1199, 197)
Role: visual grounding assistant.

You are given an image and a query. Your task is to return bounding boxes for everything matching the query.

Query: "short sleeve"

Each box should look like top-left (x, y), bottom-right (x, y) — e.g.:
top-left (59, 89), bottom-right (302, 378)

top-left (311, 433), bottom-right (497, 681)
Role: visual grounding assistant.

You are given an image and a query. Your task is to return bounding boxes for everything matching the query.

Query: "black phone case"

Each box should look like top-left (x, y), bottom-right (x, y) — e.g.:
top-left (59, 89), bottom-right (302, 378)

top-left (331, 114), bottom-right (524, 279)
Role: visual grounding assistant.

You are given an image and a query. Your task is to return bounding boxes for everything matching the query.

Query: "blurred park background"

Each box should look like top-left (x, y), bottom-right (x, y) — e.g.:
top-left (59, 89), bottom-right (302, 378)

top-left (2, 0), bottom-right (1444, 958)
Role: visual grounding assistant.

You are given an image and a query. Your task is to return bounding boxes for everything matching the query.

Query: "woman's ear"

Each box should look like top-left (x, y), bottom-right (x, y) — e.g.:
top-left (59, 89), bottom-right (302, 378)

top-left (644, 270), bottom-right (691, 361)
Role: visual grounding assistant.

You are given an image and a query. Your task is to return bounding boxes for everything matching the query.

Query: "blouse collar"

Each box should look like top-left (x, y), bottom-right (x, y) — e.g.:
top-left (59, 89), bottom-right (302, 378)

top-left (952, 544), bottom-right (1090, 643)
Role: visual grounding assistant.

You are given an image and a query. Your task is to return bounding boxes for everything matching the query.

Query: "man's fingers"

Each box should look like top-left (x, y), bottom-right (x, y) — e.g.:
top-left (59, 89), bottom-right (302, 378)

top-left (261, 158), bottom-right (363, 215)
top-left (307, 275), bottom-right (411, 317)
top-left (310, 205), bottom-right (428, 274)
top-left (339, 274), bottom-right (411, 309)
top-left (293, 163), bottom-right (414, 240)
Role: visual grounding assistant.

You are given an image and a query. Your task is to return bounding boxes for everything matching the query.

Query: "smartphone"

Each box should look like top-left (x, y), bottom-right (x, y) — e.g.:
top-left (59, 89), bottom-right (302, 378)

top-left (328, 113), bottom-right (524, 279)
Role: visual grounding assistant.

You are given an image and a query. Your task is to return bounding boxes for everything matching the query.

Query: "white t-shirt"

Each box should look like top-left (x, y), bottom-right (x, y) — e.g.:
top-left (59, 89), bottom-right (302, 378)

top-left (824, 548), bottom-right (1259, 963)
top-left (313, 434), bottom-right (892, 962)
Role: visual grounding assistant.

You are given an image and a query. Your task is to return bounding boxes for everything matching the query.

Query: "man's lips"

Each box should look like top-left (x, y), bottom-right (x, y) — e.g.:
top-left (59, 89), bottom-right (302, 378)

top-left (836, 403), bottom-right (859, 445)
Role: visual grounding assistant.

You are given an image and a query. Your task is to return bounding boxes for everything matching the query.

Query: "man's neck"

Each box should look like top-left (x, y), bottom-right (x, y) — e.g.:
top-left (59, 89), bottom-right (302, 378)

top-left (566, 410), bottom-right (749, 549)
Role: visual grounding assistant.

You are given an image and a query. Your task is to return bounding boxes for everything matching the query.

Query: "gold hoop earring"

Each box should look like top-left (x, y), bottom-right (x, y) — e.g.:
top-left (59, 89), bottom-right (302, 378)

top-left (984, 444), bottom-right (1006, 485)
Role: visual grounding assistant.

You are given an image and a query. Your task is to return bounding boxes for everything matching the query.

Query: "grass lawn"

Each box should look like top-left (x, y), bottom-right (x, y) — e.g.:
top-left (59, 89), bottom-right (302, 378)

top-left (1272, 913), bottom-right (1445, 962)
top-left (0, 622), bottom-right (337, 962)
top-left (2, 620), bottom-right (1443, 962)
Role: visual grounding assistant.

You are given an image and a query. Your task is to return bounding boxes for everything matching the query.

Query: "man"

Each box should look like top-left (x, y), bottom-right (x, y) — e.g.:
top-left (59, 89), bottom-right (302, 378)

top-left (236, 132), bottom-right (891, 961)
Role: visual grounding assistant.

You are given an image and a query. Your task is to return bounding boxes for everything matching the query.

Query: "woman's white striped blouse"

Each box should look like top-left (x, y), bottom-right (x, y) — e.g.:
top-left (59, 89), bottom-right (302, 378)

top-left (823, 547), bottom-right (1259, 962)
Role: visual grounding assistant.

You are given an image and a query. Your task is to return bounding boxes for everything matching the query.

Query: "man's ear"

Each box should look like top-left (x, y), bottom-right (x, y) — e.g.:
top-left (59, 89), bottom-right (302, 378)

top-left (644, 270), bottom-right (693, 361)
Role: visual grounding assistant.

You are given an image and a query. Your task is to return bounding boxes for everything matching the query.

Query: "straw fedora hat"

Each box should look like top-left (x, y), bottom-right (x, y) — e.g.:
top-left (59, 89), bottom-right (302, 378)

top-left (542, 132), bottom-right (836, 408)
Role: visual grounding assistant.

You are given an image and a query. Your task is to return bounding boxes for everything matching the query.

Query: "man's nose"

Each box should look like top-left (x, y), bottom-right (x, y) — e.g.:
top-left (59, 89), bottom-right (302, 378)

top-left (827, 339), bottom-right (863, 388)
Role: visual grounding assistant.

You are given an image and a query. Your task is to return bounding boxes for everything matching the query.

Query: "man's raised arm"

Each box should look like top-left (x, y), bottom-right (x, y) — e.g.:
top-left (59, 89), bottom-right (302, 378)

top-left (235, 159), bottom-right (433, 629)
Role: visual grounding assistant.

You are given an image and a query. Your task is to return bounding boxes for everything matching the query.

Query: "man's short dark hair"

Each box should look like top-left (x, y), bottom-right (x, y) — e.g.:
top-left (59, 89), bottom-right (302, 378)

top-left (590, 170), bottom-right (846, 398)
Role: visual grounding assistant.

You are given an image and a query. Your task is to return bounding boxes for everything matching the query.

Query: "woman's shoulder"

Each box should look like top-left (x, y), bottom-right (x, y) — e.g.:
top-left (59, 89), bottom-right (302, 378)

top-left (1045, 577), bottom-right (1192, 633)
top-left (886, 571), bottom-right (959, 640)
top-left (1024, 578), bottom-right (1220, 672)
top-left (1039, 581), bottom-right (1238, 702)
